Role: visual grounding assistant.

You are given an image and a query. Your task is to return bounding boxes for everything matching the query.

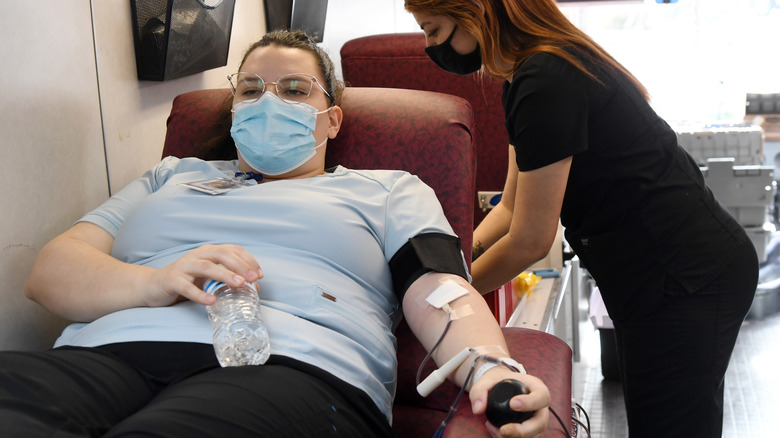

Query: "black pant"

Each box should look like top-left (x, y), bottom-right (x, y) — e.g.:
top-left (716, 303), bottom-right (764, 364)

top-left (614, 237), bottom-right (758, 438)
top-left (0, 342), bottom-right (392, 437)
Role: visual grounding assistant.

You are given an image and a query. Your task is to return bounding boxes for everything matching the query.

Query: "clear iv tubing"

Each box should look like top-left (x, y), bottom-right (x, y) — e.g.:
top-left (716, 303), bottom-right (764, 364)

top-left (415, 311), bottom-right (454, 387)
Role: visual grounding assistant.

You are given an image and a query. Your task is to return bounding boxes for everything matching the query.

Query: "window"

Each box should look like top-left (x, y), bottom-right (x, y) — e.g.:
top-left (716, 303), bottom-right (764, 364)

top-left (559, 0), bottom-right (780, 123)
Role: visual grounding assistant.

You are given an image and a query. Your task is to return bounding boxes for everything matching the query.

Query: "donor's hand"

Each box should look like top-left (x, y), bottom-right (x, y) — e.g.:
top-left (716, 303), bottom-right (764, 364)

top-left (145, 244), bottom-right (263, 307)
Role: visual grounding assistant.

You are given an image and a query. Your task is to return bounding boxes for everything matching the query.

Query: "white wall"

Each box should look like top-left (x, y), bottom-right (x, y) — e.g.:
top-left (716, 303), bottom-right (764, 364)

top-left (0, 0), bottom-right (264, 350)
top-left (0, 0), bottom-right (106, 350)
top-left (94, 0), bottom-right (266, 193)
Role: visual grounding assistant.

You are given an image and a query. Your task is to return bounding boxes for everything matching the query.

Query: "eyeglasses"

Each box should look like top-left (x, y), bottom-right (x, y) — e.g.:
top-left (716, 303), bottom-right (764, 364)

top-left (227, 72), bottom-right (332, 105)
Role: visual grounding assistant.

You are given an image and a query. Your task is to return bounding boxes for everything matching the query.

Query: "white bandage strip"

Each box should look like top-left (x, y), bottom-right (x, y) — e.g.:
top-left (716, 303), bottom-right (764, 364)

top-left (425, 280), bottom-right (469, 309)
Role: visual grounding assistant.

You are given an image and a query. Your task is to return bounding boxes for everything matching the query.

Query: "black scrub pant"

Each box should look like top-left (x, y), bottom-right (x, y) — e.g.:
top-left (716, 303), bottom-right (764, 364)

top-left (614, 238), bottom-right (758, 438)
top-left (0, 342), bottom-right (392, 438)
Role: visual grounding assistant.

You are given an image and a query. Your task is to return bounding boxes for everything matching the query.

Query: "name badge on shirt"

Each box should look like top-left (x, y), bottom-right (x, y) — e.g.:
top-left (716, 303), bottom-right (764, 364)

top-left (179, 177), bottom-right (253, 195)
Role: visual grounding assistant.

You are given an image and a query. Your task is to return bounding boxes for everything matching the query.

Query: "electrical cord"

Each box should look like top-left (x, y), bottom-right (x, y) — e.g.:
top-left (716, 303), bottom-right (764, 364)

top-left (573, 417), bottom-right (591, 437)
top-left (575, 402), bottom-right (590, 430)
top-left (549, 404), bottom-right (569, 435)
top-left (572, 401), bottom-right (591, 437)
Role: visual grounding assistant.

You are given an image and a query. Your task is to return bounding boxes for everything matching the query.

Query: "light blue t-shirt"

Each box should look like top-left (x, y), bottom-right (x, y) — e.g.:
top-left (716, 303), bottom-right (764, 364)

top-left (54, 156), bottom-right (462, 422)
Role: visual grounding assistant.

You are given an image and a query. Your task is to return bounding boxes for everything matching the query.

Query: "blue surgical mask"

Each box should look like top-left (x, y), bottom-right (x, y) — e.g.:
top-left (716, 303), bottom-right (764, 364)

top-left (230, 92), bottom-right (329, 176)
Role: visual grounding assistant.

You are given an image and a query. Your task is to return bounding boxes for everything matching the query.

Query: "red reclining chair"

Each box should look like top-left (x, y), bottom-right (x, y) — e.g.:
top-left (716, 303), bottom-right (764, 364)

top-left (341, 33), bottom-right (530, 321)
top-left (340, 32), bottom-right (509, 228)
top-left (162, 86), bottom-right (572, 437)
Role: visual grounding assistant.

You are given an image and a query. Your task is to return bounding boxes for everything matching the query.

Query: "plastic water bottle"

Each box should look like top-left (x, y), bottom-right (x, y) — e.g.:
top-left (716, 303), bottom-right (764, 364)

top-left (204, 279), bottom-right (271, 367)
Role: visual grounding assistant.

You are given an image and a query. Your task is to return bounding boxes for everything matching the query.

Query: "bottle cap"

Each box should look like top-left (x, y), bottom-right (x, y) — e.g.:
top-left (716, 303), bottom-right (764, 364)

top-left (203, 279), bottom-right (225, 294)
top-left (203, 279), bottom-right (259, 294)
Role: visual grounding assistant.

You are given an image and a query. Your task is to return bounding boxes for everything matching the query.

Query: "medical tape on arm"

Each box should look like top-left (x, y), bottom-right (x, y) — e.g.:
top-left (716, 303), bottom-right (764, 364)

top-left (424, 279), bottom-right (474, 320)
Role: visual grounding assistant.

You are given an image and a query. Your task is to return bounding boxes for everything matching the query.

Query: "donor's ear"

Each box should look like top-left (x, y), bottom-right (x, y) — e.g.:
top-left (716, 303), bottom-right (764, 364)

top-left (327, 105), bottom-right (343, 139)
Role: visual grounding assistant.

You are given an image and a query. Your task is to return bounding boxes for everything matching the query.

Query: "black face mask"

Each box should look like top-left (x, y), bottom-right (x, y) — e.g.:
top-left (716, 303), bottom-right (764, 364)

top-left (424, 25), bottom-right (482, 75)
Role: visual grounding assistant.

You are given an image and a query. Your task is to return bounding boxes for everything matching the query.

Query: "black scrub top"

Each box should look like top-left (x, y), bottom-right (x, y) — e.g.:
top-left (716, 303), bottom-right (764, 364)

top-left (502, 51), bottom-right (748, 324)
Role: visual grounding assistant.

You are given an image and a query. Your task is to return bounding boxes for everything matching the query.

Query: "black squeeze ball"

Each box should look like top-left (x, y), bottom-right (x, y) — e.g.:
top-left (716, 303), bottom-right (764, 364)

top-left (486, 379), bottom-right (534, 427)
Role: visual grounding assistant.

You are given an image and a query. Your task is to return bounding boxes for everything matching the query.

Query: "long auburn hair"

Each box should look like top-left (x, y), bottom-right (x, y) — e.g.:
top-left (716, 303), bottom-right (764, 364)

top-left (404, 0), bottom-right (649, 101)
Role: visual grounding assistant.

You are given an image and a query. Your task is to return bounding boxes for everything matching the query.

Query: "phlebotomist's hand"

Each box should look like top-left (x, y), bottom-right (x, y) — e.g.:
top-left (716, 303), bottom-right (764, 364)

top-left (146, 244), bottom-right (263, 307)
top-left (469, 367), bottom-right (551, 438)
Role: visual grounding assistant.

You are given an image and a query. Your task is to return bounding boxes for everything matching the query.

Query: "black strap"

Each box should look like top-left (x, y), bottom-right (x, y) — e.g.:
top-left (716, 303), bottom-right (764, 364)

top-left (388, 233), bottom-right (468, 301)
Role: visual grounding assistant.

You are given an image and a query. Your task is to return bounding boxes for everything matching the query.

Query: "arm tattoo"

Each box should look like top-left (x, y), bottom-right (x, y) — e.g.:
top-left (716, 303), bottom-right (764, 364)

top-left (472, 240), bottom-right (485, 261)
